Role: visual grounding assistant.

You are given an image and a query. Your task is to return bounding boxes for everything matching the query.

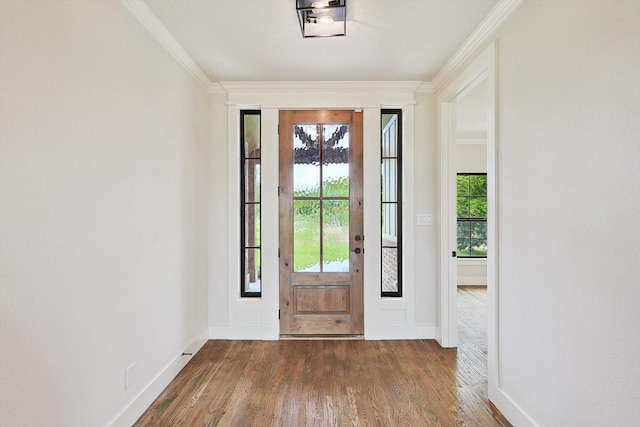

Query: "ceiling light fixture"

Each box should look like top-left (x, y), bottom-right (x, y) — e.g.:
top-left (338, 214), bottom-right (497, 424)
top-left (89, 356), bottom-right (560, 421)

top-left (296, 0), bottom-right (346, 38)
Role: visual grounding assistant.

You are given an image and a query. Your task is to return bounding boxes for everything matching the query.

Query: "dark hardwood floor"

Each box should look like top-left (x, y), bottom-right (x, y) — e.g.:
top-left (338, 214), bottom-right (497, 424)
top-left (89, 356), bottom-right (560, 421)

top-left (135, 287), bottom-right (501, 426)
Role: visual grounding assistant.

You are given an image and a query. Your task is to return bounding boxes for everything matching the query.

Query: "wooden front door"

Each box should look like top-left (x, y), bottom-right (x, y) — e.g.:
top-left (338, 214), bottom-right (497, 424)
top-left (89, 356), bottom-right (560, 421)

top-left (279, 110), bottom-right (364, 336)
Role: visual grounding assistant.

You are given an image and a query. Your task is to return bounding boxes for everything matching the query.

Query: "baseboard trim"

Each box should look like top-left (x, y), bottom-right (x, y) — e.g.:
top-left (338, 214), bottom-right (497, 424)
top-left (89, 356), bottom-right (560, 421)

top-left (489, 400), bottom-right (514, 427)
top-left (209, 325), bottom-right (263, 340)
top-left (364, 324), bottom-right (436, 340)
top-left (106, 327), bottom-right (208, 427)
top-left (489, 386), bottom-right (540, 427)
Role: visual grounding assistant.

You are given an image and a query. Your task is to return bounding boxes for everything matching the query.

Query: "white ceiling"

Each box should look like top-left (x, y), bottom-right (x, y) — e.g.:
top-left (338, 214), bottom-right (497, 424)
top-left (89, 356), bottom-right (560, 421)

top-left (143, 0), bottom-right (499, 82)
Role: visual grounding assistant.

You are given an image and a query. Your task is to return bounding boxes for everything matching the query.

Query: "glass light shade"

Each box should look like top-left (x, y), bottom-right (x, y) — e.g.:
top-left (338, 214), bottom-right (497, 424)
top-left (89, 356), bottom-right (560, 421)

top-left (296, 0), bottom-right (346, 38)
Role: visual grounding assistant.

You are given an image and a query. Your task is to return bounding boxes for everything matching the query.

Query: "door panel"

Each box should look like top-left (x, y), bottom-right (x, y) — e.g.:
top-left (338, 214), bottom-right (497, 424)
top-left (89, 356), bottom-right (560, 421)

top-left (279, 110), bottom-right (363, 336)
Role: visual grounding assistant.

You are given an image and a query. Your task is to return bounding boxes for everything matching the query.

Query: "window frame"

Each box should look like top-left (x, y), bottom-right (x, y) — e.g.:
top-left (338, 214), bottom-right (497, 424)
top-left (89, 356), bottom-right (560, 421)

top-left (456, 172), bottom-right (487, 259)
top-left (240, 110), bottom-right (262, 297)
top-left (381, 109), bottom-right (403, 297)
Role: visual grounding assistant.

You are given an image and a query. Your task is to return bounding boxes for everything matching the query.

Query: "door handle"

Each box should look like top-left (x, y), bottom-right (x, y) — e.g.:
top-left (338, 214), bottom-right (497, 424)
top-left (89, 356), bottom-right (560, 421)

top-left (353, 248), bottom-right (362, 254)
top-left (354, 235), bottom-right (362, 241)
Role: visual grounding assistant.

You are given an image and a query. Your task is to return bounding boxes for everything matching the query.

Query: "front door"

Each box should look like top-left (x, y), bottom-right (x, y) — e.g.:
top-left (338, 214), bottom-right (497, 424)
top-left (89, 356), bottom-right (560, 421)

top-left (279, 110), bottom-right (364, 336)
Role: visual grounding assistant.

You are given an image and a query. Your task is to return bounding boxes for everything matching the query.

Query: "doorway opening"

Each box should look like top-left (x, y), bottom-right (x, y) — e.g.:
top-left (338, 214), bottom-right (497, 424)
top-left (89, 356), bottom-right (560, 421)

top-left (438, 43), bottom-right (499, 408)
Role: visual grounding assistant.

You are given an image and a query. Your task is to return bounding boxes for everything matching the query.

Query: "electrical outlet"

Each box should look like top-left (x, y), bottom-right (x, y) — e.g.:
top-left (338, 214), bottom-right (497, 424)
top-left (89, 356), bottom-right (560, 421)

top-left (125, 363), bottom-right (137, 390)
top-left (417, 214), bottom-right (433, 226)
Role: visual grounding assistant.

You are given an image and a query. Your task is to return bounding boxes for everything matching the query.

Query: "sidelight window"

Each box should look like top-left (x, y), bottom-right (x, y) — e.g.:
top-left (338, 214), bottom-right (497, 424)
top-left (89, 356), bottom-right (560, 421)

top-left (241, 111), bottom-right (261, 297)
top-left (381, 110), bottom-right (402, 297)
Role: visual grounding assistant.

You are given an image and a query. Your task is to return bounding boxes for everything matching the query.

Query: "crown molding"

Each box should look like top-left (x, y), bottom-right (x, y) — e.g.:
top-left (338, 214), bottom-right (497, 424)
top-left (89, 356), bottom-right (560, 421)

top-left (416, 82), bottom-right (435, 93)
top-left (121, 0), bottom-right (521, 96)
top-left (207, 82), bottom-right (227, 94)
top-left (432, 0), bottom-right (524, 91)
top-left (120, 0), bottom-right (214, 92)
top-left (219, 81), bottom-right (424, 93)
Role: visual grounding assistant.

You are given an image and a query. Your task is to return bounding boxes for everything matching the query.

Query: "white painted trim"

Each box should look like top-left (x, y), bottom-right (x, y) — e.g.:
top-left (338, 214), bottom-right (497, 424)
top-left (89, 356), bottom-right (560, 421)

top-left (106, 327), bottom-right (208, 427)
top-left (438, 49), bottom-right (493, 345)
top-left (401, 104), bottom-right (417, 329)
top-left (437, 101), bottom-right (459, 348)
top-left (457, 137), bottom-right (487, 145)
top-left (438, 41), bottom-right (531, 426)
top-left (260, 109), bottom-right (281, 341)
top-left (220, 81), bottom-right (423, 93)
top-left (416, 82), bottom-right (436, 93)
top-left (432, 0), bottom-right (524, 91)
top-left (209, 325), bottom-right (264, 340)
top-left (490, 387), bottom-right (540, 427)
top-left (365, 325), bottom-right (436, 340)
top-left (120, 0), bottom-right (216, 92)
top-left (457, 258), bottom-right (487, 266)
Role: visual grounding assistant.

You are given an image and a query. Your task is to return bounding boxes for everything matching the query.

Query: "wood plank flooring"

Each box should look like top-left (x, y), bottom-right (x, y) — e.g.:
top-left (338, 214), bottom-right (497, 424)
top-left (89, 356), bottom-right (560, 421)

top-left (135, 287), bottom-right (503, 426)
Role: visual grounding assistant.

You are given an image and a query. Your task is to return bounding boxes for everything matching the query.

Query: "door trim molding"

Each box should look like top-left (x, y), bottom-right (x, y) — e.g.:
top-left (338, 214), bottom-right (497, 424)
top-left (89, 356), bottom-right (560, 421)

top-left (436, 41), bottom-right (497, 356)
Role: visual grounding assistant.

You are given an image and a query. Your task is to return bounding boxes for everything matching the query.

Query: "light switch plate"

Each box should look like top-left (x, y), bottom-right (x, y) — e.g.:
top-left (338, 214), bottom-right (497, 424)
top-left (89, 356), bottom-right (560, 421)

top-left (417, 214), bottom-right (433, 226)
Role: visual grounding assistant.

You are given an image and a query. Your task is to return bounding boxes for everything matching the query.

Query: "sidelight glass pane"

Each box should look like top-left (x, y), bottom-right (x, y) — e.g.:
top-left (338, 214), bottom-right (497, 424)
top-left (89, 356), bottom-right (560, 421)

top-left (381, 159), bottom-right (398, 202)
top-left (294, 200), bottom-right (320, 272)
top-left (382, 114), bottom-right (398, 157)
top-left (294, 125), bottom-right (320, 197)
top-left (244, 204), bottom-right (260, 247)
top-left (323, 200), bottom-right (349, 272)
top-left (382, 247), bottom-right (399, 292)
top-left (381, 110), bottom-right (402, 297)
top-left (243, 114), bottom-right (261, 157)
top-left (244, 159), bottom-right (261, 203)
top-left (241, 110), bottom-right (261, 296)
top-left (322, 124), bottom-right (350, 197)
top-left (243, 248), bottom-right (261, 293)
top-left (382, 203), bottom-right (398, 241)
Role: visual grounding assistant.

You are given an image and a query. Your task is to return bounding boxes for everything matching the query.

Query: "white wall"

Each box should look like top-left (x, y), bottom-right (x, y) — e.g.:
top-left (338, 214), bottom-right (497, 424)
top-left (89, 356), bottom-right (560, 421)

top-left (0, 2), bottom-right (210, 426)
top-left (493, 1), bottom-right (640, 425)
top-left (414, 91), bottom-right (440, 326)
top-left (456, 142), bottom-right (487, 173)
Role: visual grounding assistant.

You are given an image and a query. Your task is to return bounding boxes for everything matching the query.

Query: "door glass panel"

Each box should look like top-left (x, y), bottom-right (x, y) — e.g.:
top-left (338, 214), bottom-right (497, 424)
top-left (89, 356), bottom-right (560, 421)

top-left (294, 125), bottom-right (320, 196)
top-left (293, 121), bottom-right (351, 274)
top-left (322, 124), bottom-right (349, 197)
top-left (322, 200), bottom-right (349, 272)
top-left (294, 199), bottom-right (320, 272)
